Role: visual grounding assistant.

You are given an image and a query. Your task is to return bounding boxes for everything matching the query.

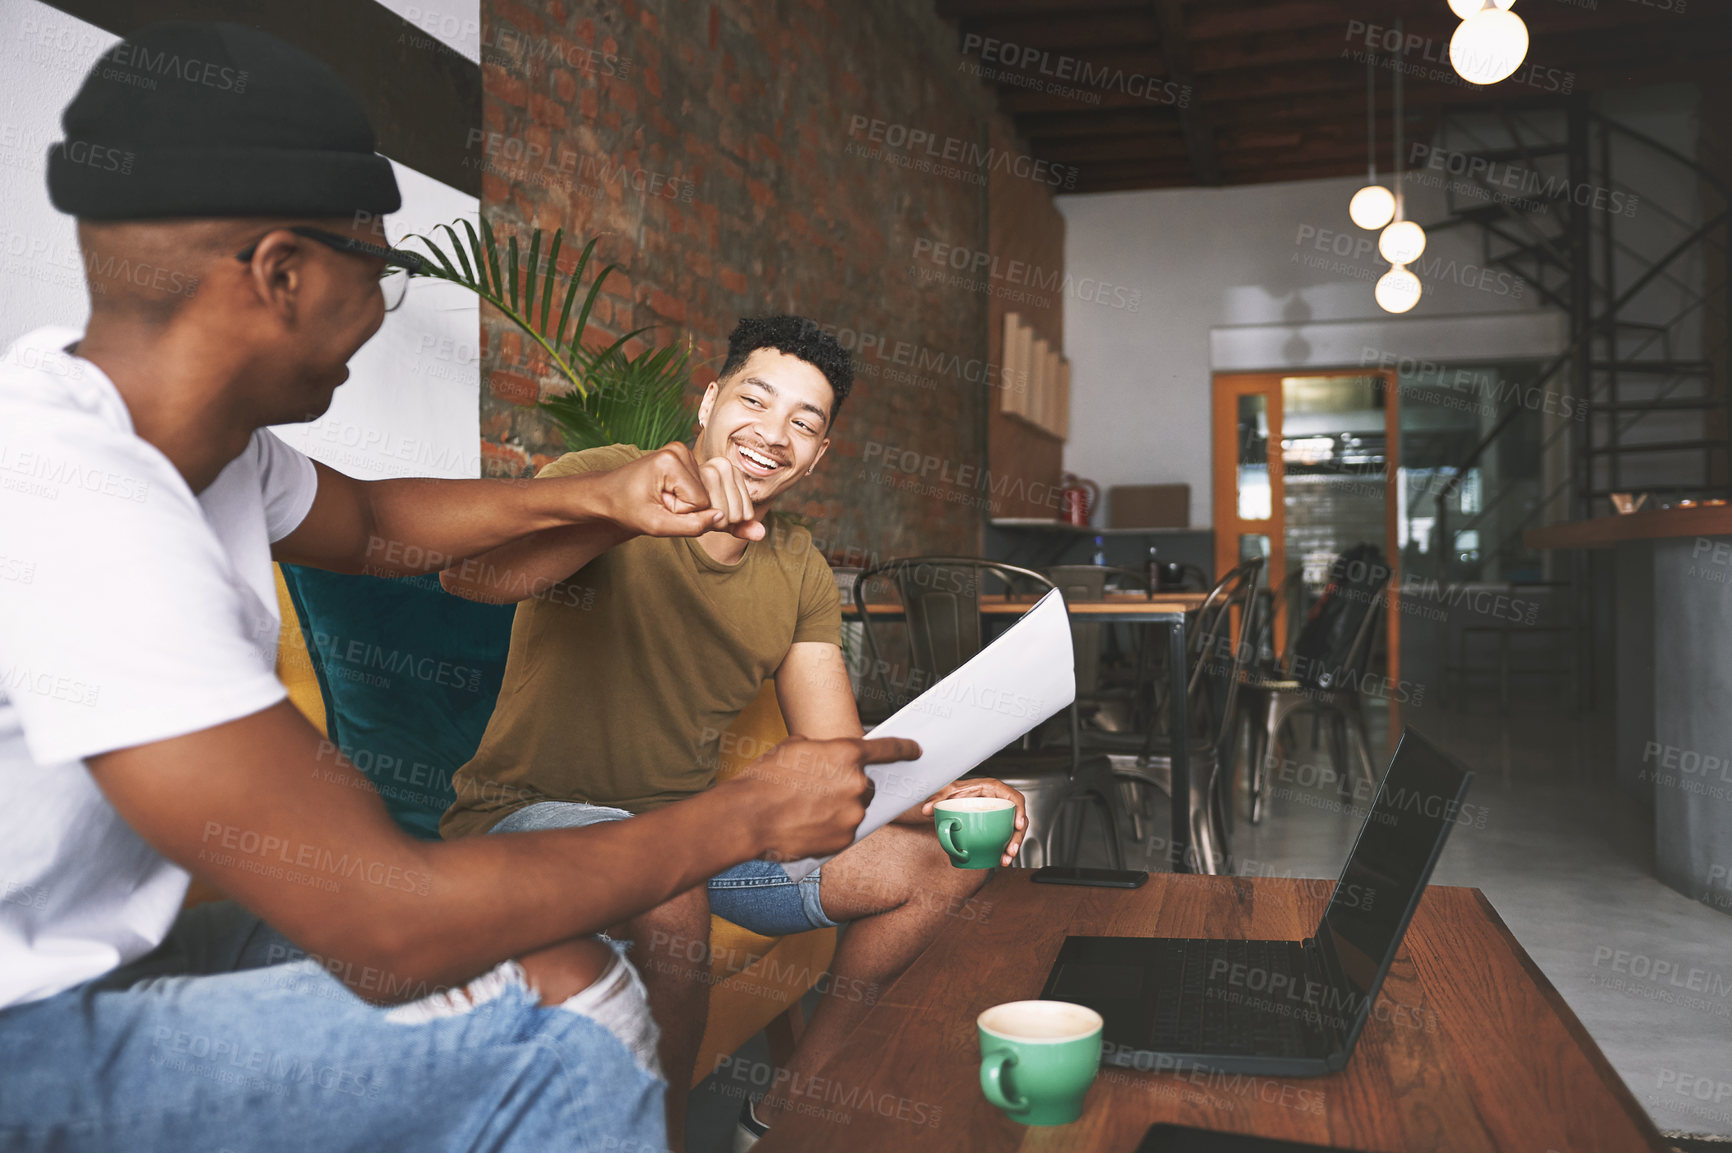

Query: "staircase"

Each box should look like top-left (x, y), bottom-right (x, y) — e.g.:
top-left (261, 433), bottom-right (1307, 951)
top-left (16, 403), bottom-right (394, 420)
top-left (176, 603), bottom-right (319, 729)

top-left (1404, 95), bottom-right (1731, 709)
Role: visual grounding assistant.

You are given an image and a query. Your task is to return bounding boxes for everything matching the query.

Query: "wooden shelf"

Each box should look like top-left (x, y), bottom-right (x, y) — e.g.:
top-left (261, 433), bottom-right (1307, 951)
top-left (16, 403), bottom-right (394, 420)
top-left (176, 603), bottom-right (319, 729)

top-left (1525, 505), bottom-right (1732, 549)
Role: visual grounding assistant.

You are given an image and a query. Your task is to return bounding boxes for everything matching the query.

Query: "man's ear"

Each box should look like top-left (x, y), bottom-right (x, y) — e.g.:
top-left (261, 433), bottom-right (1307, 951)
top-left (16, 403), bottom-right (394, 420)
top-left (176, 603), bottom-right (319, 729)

top-left (696, 380), bottom-right (720, 428)
top-left (806, 437), bottom-right (830, 477)
top-left (243, 229), bottom-right (307, 325)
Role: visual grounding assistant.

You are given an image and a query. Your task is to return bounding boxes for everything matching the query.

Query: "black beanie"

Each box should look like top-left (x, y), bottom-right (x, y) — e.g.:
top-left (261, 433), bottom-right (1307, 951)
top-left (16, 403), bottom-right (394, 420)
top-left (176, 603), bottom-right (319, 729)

top-left (48, 21), bottom-right (400, 220)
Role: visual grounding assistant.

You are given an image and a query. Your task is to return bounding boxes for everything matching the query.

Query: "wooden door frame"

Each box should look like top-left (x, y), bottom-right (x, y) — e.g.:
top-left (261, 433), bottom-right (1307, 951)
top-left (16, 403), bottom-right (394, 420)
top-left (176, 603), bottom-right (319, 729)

top-left (1211, 374), bottom-right (1284, 591)
top-left (1211, 370), bottom-right (1402, 740)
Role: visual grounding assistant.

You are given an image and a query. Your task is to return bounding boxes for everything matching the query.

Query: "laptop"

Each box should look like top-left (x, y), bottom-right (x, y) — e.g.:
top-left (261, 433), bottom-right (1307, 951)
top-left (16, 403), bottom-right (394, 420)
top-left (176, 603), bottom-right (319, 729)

top-left (1039, 725), bottom-right (1473, 1077)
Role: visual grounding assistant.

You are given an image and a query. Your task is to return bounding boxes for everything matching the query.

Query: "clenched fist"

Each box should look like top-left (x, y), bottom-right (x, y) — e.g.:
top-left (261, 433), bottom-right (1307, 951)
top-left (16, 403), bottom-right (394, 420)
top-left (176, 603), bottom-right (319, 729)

top-left (590, 442), bottom-right (766, 541)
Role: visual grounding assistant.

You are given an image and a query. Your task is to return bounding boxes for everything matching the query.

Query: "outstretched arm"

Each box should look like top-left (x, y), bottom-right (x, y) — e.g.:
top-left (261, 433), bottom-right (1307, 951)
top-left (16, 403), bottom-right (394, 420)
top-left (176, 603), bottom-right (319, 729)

top-left (438, 445), bottom-right (768, 604)
top-left (88, 700), bottom-right (914, 1003)
top-left (273, 442), bottom-right (754, 589)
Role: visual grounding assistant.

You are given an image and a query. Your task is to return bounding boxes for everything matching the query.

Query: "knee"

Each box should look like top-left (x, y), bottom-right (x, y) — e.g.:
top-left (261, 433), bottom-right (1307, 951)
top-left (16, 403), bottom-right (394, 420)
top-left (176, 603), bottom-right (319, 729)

top-left (915, 830), bottom-right (991, 895)
top-left (628, 885), bottom-right (710, 938)
top-left (518, 936), bottom-right (616, 1007)
top-left (627, 885), bottom-right (710, 963)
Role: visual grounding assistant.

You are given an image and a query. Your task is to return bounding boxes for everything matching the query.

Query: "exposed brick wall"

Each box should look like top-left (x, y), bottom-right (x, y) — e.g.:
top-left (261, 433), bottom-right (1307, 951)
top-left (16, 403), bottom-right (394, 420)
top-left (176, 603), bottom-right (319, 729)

top-left (477, 0), bottom-right (1060, 561)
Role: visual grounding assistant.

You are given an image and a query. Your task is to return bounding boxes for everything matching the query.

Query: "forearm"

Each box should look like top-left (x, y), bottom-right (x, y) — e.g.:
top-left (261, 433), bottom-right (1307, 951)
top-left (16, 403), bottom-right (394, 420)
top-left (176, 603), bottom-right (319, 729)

top-left (438, 521), bottom-right (629, 603)
top-left (355, 782), bottom-right (771, 994)
top-left (776, 642), bottom-right (866, 740)
top-left (92, 702), bottom-right (771, 1003)
top-left (357, 473), bottom-right (617, 578)
top-left (278, 444), bottom-right (730, 584)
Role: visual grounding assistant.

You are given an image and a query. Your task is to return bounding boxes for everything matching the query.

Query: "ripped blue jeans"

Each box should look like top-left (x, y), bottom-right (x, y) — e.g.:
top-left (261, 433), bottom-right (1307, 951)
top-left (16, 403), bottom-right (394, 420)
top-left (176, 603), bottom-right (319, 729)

top-left (0, 901), bottom-right (667, 1153)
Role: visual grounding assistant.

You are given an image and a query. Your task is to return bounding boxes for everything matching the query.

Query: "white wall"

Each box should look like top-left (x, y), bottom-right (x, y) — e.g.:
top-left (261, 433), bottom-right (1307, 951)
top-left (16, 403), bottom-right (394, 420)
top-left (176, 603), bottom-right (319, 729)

top-left (1057, 170), bottom-right (1558, 527)
top-left (0, 0), bottom-right (482, 481)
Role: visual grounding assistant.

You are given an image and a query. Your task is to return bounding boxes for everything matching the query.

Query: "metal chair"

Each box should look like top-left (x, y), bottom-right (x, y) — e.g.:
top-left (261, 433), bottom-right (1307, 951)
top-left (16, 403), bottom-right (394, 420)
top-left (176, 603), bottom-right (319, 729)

top-left (853, 557), bottom-right (1127, 870)
top-left (1111, 557), bottom-right (1264, 874)
top-left (1045, 565), bottom-right (1151, 738)
top-left (1240, 573), bottom-right (1386, 825)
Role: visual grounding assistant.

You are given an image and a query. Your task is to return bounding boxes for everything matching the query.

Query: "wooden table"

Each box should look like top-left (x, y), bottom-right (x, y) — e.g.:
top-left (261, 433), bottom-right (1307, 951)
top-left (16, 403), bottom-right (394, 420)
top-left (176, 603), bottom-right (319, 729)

top-left (844, 593), bottom-right (1213, 871)
top-left (755, 871), bottom-right (1668, 1153)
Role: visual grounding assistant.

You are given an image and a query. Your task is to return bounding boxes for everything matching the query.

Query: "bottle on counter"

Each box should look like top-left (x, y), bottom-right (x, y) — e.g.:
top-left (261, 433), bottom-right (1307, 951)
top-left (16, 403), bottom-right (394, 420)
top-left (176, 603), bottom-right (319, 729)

top-left (1093, 535), bottom-right (1107, 567)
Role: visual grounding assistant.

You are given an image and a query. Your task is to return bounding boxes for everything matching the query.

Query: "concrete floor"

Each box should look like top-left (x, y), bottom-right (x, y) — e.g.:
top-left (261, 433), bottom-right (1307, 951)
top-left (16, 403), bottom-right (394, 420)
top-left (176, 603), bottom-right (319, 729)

top-left (685, 701), bottom-right (1732, 1149)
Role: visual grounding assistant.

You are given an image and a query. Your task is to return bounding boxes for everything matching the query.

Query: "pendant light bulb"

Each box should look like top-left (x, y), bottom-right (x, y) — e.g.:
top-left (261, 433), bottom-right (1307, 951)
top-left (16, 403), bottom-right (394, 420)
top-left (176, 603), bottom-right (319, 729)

top-left (1376, 265), bottom-right (1422, 314)
top-left (1349, 184), bottom-right (1397, 230)
top-left (1448, 0), bottom-right (1515, 19)
top-left (1450, 6), bottom-right (1529, 85)
top-left (1379, 219), bottom-right (1427, 265)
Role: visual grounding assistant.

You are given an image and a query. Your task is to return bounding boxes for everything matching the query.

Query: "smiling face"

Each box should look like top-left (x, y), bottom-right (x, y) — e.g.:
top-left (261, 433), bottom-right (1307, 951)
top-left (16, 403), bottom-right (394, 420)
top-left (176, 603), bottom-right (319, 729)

top-left (260, 216), bottom-right (390, 424)
top-left (694, 347), bottom-right (834, 505)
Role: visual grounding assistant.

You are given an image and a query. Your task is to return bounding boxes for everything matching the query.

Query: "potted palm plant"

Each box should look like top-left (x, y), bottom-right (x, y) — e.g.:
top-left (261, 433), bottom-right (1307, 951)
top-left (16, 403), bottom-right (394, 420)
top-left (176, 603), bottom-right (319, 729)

top-left (407, 218), bottom-right (695, 451)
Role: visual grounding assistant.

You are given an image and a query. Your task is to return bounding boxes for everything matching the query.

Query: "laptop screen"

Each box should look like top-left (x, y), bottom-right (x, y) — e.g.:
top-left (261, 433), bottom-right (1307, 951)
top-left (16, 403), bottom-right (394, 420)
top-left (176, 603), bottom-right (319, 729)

top-left (1312, 727), bottom-right (1472, 1045)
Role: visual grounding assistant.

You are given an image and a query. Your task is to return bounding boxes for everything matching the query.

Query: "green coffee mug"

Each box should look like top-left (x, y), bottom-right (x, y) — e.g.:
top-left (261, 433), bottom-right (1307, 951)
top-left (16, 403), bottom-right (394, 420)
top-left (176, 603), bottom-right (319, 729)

top-left (933, 797), bottom-right (1016, 869)
top-left (976, 1000), bottom-right (1103, 1126)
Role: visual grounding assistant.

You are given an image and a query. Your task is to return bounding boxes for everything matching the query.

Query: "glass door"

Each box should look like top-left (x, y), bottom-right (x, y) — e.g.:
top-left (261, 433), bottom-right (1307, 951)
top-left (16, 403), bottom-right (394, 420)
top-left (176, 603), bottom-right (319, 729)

top-left (1213, 371), bottom-right (1402, 727)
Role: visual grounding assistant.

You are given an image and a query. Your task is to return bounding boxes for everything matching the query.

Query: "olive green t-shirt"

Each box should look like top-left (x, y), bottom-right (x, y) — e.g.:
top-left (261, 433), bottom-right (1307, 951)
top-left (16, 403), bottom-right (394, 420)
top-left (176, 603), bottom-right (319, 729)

top-left (440, 444), bottom-right (841, 838)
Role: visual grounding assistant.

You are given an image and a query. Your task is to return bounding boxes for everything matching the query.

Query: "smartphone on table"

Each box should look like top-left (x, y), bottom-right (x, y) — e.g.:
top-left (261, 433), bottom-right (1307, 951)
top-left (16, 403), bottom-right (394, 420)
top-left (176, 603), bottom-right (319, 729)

top-left (1030, 866), bottom-right (1148, 889)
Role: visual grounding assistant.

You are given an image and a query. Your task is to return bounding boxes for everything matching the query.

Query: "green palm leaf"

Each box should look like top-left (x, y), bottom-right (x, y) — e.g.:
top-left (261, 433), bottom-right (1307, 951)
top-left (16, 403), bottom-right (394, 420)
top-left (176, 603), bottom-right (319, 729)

top-left (407, 218), bottom-right (697, 449)
top-left (542, 337), bottom-right (697, 452)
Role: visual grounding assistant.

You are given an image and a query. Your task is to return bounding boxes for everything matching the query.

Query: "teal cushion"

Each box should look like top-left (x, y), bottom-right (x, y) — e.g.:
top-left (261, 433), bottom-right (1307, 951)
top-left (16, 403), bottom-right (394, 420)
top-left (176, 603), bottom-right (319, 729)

top-left (280, 564), bottom-right (517, 839)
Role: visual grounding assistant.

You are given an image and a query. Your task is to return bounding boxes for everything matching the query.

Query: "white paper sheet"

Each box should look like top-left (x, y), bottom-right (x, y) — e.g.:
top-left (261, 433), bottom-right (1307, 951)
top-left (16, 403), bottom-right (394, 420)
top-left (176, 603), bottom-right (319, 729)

top-left (780, 588), bottom-right (1076, 880)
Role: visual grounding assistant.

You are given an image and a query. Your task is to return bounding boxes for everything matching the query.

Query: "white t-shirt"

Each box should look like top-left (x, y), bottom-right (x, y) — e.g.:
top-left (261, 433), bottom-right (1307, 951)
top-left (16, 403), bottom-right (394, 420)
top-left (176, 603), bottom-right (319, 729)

top-left (0, 326), bottom-right (318, 1009)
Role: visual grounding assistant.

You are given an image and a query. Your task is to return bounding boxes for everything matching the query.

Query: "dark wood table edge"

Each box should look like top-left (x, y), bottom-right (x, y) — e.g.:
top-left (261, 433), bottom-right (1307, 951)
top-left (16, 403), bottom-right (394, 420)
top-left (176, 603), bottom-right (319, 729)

top-left (1467, 888), bottom-right (1671, 1151)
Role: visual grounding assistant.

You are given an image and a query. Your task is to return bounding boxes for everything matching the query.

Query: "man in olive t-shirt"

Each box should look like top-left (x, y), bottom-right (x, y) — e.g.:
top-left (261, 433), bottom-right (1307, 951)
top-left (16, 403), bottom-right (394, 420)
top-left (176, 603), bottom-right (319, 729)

top-left (439, 317), bottom-right (1028, 1150)
top-left (440, 442), bottom-right (842, 829)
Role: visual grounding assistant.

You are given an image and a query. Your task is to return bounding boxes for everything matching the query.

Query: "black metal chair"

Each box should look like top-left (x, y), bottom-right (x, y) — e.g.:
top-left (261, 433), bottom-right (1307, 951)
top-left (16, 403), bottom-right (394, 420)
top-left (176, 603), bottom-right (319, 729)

top-left (1239, 572), bottom-right (1386, 825)
top-left (853, 557), bottom-right (1127, 870)
top-left (1045, 565), bottom-right (1152, 739)
top-left (1110, 557), bottom-right (1264, 874)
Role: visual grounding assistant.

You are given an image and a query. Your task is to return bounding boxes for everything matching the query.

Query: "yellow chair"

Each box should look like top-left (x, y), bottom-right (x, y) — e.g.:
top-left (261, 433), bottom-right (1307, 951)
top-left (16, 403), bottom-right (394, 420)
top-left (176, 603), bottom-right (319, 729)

top-left (692, 682), bottom-right (837, 1085)
top-left (268, 566), bottom-right (833, 1088)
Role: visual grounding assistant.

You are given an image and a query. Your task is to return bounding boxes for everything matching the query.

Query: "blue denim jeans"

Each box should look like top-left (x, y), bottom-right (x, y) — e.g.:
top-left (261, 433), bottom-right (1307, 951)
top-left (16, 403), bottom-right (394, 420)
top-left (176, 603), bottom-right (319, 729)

top-left (492, 802), bottom-right (839, 937)
top-left (0, 901), bottom-right (667, 1153)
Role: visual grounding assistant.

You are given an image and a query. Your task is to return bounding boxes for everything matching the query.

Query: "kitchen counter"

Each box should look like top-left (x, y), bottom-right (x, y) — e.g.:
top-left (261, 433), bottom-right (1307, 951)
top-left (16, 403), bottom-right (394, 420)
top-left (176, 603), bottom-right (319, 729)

top-left (1530, 509), bottom-right (1732, 916)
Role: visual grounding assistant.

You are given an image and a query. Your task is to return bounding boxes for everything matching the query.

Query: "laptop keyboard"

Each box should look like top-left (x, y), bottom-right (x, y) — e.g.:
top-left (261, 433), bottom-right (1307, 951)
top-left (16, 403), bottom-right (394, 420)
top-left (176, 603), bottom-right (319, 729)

top-left (1148, 938), bottom-right (1314, 1056)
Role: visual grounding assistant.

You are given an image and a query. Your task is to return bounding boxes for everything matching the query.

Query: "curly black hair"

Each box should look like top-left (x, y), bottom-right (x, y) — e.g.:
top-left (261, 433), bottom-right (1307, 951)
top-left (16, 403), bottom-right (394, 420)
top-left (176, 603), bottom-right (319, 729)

top-left (717, 315), bottom-right (854, 426)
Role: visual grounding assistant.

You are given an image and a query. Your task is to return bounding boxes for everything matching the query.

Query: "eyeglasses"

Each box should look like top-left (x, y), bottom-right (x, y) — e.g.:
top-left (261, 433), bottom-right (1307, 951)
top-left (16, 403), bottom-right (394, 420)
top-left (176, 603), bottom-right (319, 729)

top-left (235, 226), bottom-right (428, 312)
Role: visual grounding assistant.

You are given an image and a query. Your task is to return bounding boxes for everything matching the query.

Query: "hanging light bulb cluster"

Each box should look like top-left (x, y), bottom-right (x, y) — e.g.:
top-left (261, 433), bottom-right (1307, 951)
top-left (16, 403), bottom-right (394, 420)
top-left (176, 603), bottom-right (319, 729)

top-left (1348, 50), bottom-right (1394, 231)
top-left (1448, 0), bottom-right (1529, 86)
top-left (1350, 20), bottom-right (1425, 314)
top-left (1347, 9), bottom-right (1531, 311)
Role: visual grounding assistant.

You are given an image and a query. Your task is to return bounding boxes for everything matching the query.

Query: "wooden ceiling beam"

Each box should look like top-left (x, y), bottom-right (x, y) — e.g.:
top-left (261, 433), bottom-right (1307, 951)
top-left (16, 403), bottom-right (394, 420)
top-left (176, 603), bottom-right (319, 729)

top-left (936, 0), bottom-right (1140, 18)
top-left (1070, 133), bottom-right (1376, 179)
top-left (1190, 25), bottom-right (1364, 74)
top-left (1072, 155), bottom-right (1373, 193)
top-left (964, 43), bottom-right (1172, 86)
top-left (1017, 107), bottom-right (1184, 139)
top-left (1037, 121), bottom-right (1354, 164)
top-left (1149, 0), bottom-right (1220, 185)
top-left (1187, 1), bottom-right (1354, 40)
top-left (951, 11), bottom-right (1158, 53)
top-left (940, 0), bottom-right (1732, 193)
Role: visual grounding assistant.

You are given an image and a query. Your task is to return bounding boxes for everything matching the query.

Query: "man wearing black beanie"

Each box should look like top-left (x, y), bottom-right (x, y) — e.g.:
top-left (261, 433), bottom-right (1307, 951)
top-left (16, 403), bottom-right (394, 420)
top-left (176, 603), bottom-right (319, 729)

top-left (0, 22), bottom-right (909, 1152)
